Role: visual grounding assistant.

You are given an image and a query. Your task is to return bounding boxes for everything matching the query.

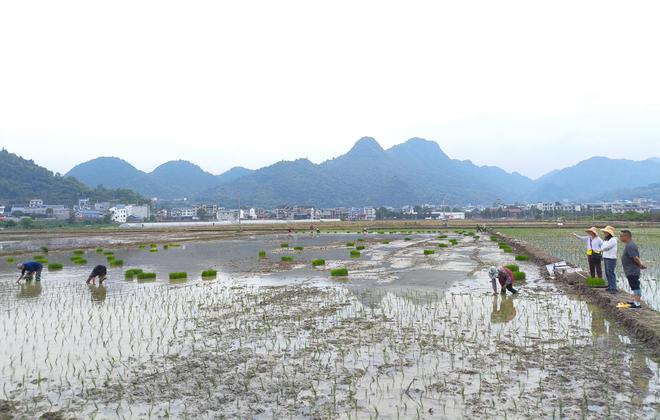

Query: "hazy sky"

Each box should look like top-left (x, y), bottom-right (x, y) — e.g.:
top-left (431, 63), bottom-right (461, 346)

top-left (1, 1), bottom-right (659, 179)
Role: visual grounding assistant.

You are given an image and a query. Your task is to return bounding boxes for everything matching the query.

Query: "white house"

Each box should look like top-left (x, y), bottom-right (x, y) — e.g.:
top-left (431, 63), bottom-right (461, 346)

top-left (109, 205), bottom-right (129, 223)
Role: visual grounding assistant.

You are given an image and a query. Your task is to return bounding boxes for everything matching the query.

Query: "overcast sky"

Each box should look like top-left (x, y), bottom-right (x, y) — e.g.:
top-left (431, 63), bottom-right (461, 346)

top-left (1, 1), bottom-right (659, 179)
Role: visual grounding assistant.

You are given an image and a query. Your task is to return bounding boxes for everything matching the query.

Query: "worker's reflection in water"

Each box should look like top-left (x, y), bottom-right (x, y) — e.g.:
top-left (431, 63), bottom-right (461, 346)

top-left (18, 282), bottom-right (42, 299)
top-left (490, 294), bottom-right (516, 324)
top-left (88, 284), bottom-right (107, 303)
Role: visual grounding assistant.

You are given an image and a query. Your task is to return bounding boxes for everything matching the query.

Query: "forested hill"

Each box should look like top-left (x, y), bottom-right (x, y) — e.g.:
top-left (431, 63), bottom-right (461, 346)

top-left (0, 149), bottom-right (146, 206)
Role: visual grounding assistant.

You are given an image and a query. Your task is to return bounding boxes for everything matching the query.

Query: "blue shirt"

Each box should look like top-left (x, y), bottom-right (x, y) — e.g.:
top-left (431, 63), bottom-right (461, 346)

top-left (22, 261), bottom-right (43, 273)
top-left (622, 242), bottom-right (641, 277)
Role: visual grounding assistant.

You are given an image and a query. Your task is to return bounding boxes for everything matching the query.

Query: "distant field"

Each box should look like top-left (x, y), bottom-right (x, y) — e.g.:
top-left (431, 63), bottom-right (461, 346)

top-left (500, 227), bottom-right (660, 311)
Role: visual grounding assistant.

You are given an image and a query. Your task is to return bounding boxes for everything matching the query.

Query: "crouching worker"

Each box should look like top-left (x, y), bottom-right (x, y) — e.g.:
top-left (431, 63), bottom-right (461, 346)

top-left (488, 266), bottom-right (518, 295)
top-left (87, 265), bottom-right (107, 285)
top-left (16, 261), bottom-right (43, 283)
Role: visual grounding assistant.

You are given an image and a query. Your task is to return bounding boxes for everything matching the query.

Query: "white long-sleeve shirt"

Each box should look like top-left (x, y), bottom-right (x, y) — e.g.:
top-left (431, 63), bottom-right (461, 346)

top-left (575, 235), bottom-right (603, 252)
top-left (601, 237), bottom-right (618, 259)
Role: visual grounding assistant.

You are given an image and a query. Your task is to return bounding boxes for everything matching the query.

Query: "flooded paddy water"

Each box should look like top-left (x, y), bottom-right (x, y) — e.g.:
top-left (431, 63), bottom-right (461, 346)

top-left (0, 232), bottom-right (659, 418)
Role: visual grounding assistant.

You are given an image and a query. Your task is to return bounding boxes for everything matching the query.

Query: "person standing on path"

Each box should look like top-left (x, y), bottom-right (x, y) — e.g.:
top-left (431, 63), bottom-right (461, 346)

top-left (600, 226), bottom-right (619, 293)
top-left (16, 261), bottom-right (43, 283)
top-left (572, 227), bottom-right (603, 278)
top-left (620, 230), bottom-right (647, 309)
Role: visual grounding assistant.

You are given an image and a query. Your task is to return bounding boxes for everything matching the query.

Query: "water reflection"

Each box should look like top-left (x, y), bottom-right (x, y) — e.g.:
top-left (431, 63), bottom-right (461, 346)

top-left (588, 304), bottom-right (608, 339)
top-left (490, 295), bottom-right (516, 324)
top-left (17, 282), bottom-right (42, 299)
top-left (88, 284), bottom-right (107, 302)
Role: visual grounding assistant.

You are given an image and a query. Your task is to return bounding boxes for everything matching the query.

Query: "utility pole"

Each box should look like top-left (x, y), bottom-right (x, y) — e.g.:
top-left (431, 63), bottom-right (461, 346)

top-left (238, 193), bottom-right (241, 232)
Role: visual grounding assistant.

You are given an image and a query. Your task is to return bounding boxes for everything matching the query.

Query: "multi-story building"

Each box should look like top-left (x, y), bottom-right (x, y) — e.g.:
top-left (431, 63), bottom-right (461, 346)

top-left (29, 199), bottom-right (43, 208)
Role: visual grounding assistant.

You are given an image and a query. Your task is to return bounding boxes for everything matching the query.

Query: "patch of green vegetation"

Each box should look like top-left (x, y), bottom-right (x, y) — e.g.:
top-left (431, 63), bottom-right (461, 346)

top-left (33, 255), bottom-right (46, 260)
top-left (169, 272), bottom-right (187, 280)
top-left (404, 237), bottom-right (412, 241)
top-left (514, 271), bottom-right (526, 281)
top-left (585, 277), bottom-right (607, 288)
top-left (72, 258), bottom-right (87, 265)
top-left (438, 243), bottom-right (448, 248)
top-left (136, 272), bottom-right (157, 280)
top-left (149, 248), bottom-right (158, 253)
top-left (331, 268), bottom-right (348, 277)
top-left (73, 249), bottom-right (85, 255)
top-left (437, 235), bottom-right (448, 239)
top-left (70, 255), bottom-right (83, 262)
top-left (280, 243), bottom-right (289, 248)
top-left (281, 255), bottom-right (294, 262)
top-left (312, 259), bottom-right (325, 267)
top-left (515, 255), bottom-right (530, 261)
top-left (124, 268), bottom-right (143, 278)
top-left (502, 247), bottom-right (513, 253)
top-left (163, 244), bottom-right (170, 250)
top-left (505, 264), bottom-right (520, 272)
top-left (293, 246), bottom-right (304, 251)
top-left (7, 257), bottom-right (15, 263)
top-left (48, 263), bottom-right (64, 270)
top-left (106, 255), bottom-right (115, 262)
top-left (350, 250), bottom-right (361, 258)
top-left (40, 246), bottom-right (49, 253)
top-left (201, 269), bottom-right (218, 278)
top-left (150, 244), bottom-right (157, 248)
top-left (110, 259), bottom-right (123, 267)
top-left (96, 248), bottom-right (104, 253)
top-left (356, 245), bottom-right (365, 250)
top-left (423, 249), bottom-right (435, 255)
top-left (449, 239), bottom-right (459, 245)
top-left (138, 245), bottom-right (146, 249)
top-left (258, 250), bottom-right (267, 258)
top-left (357, 238), bottom-right (365, 242)
top-left (346, 242), bottom-right (355, 247)
top-left (382, 240), bottom-right (390, 244)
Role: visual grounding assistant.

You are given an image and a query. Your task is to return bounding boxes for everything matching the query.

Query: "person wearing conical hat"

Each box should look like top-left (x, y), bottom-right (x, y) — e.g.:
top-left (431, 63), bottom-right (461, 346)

top-left (600, 225), bottom-right (618, 293)
top-left (572, 227), bottom-right (603, 279)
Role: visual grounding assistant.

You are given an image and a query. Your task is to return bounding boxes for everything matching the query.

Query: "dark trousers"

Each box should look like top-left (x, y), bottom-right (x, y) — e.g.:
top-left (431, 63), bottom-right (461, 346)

top-left (604, 258), bottom-right (617, 291)
top-left (587, 253), bottom-right (603, 278)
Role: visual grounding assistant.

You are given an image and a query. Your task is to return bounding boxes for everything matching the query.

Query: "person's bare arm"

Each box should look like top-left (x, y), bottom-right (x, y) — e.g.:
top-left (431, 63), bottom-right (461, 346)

top-left (16, 270), bottom-right (25, 283)
top-left (633, 256), bottom-right (647, 269)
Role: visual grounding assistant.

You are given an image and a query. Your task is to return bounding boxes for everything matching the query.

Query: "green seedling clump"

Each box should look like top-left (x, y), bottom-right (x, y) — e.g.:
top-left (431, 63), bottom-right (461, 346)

top-left (449, 239), bottom-right (459, 245)
top-left (124, 268), bottom-right (143, 278)
top-left (107, 255), bottom-right (115, 262)
top-left (33, 255), bottom-right (45, 260)
top-left (382, 240), bottom-right (390, 244)
top-left (293, 246), bottom-right (304, 251)
top-left (503, 247), bottom-right (513, 253)
top-left (73, 249), bottom-right (85, 255)
top-left (40, 246), bottom-right (49, 253)
top-left (346, 242), bottom-right (355, 247)
top-left (438, 243), bottom-right (448, 248)
top-left (514, 271), bottom-right (526, 281)
top-left (96, 248), bottom-right (104, 253)
top-left (138, 244), bottom-right (146, 249)
top-left (424, 249), bottom-right (435, 255)
top-left (169, 272), bottom-right (188, 280)
top-left (48, 263), bottom-right (64, 270)
top-left (404, 237), bottom-right (412, 241)
top-left (357, 238), bottom-right (365, 242)
top-left (356, 245), bottom-right (365, 250)
top-left (505, 264), bottom-right (520, 272)
top-left (280, 243), bottom-right (289, 248)
top-left (73, 258), bottom-right (87, 265)
top-left (490, 236), bottom-right (498, 241)
top-left (7, 257), bottom-right (15, 263)
top-left (585, 277), bottom-right (607, 288)
top-left (437, 235), bottom-right (448, 239)
top-left (281, 256), bottom-right (294, 262)
top-left (136, 272), bottom-right (157, 280)
top-left (258, 250), bottom-right (267, 258)
top-left (110, 259), bottom-right (123, 267)
top-left (149, 248), bottom-right (158, 253)
top-left (163, 244), bottom-right (170, 250)
top-left (201, 269), bottom-right (218, 278)
top-left (34, 258), bottom-right (48, 264)
top-left (103, 251), bottom-right (114, 256)
top-left (350, 250), bottom-right (361, 258)
top-left (312, 259), bottom-right (325, 267)
top-left (331, 268), bottom-right (349, 277)
top-left (515, 255), bottom-right (530, 261)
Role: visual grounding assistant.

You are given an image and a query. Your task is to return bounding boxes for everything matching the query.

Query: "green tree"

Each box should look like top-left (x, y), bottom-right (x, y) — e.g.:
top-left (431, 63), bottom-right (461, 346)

top-left (19, 217), bottom-right (34, 229)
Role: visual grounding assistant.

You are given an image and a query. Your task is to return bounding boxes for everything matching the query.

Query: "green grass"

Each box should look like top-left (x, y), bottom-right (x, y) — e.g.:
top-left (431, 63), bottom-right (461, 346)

top-left (312, 259), bottom-right (325, 267)
top-left (110, 259), bottom-right (123, 267)
top-left (73, 249), bottom-right (85, 255)
top-left (201, 269), bottom-right (218, 279)
top-left (169, 272), bottom-right (188, 280)
top-left (585, 277), bottom-right (607, 288)
top-left (280, 243), bottom-right (289, 248)
top-left (404, 237), bottom-right (412, 241)
top-left (505, 264), bottom-right (520, 272)
top-left (356, 245), bottom-right (365, 250)
top-left (515, 255), bottom-right (530, 261)
top-left (514, 271), bottom-right (526, 281)
top-left (258, 250), bottom-right (267, 258)
top-left (350, 250), bottom-right (361, 257)
top-left (136, 272), bottom-right (157, 280)
top-left (424, 249), bottom-right (435, 255)
top-left (124, 268), bottom-right (143, 278)
top-left (281, 256), bottom-right (294, 262)
top-left (48, 263), bottom-right (64, 270)
top-left (330, 268), bottom-right (349, 277)
top-left (293, 246), bottom-right (304, 251)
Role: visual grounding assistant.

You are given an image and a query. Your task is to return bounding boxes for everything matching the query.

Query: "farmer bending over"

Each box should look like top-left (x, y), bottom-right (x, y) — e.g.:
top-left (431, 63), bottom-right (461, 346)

top-left (16, 261), bottom-right (43, 283)
top-left (87, 265), bottom-right (107, 285)
top-left (488, 266), bottom-right (518, 295)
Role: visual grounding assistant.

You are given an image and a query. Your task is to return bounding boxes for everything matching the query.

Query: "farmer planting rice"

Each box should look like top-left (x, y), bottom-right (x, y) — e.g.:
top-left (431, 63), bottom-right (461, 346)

top-left (87, 264), bottom-right (108, 285)
top-left (600, 225), bottom-right (619, 293)
top-left (16, 261), bottom-right (43, 283)
top-left (572, 227), bottom-right (603, 278)
top-left (488, 266), bottom-right (518, 295)
top-left (620, 230), bottom-right (647, 309)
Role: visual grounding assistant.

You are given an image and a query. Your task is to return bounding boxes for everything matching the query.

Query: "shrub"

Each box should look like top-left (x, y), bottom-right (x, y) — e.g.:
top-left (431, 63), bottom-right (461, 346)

top-left (514, 271), bottom-right (526, 281)
top-left (331, 268), bottom-right (349, 277)
top-left (110, 259), bottom-right (124, 267)
top-left (585, 277), bottom-right (607, 287)
top-left (356, 245), bottom-right (365, 250)
top-left (48, 263), bottom-right (64, 270)
top-left (137, 272), bottom-right (157, 281)
top-left (281, 256), bottom-right (294, 262)
top-left (346, 242), bottom-right (355, 247)
top-left (258, 250), bottom-right (267, 258)
top-left (293, 246), bottom-right (304, 251)
top-left (125, 268), bottom-right (143, 278)
top-left (505, 264), bottom-right (520, 272)
top-left (515, 255), bottom-right (530, 261)
top-left (73, 249), bottom-right (84, 255)
top-left (312, 259), bottom-right (325, 267)
top-left (438, 243), bottom-right (448, 248)
top-left (424, 249), bottom-right (435, 255)
top-left (280, 243), bottom-right (289, 248)
top-left (201, 269), bottom-right (218, 278)
top-left (169, 272), bottom-right (187, 280)
top-left (350, 250), bottom-right (361, 257)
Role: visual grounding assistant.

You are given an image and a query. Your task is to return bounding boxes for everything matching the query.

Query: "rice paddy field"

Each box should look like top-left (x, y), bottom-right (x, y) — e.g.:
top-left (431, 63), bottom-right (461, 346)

top-left (499, 228), bottom-right (660, 312)
top-left (0, 231), bottom-right (659, 418)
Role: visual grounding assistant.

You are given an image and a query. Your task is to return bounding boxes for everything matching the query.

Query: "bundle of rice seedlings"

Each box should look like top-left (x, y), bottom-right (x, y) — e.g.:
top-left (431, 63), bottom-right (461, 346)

top-left (438, 243), bottom-right (448, 248)
top-left (505, 264), bottom-right (520, 272)
top-left (163, 244), bottom-right (170, 250)
top-left (136, 272), bottom-right (157, 281)
top-left (437, 235), bottom-right (448, 239)
top-left (169, 272), bottom-right (187, 280)
top-left (331, 268), bottom-right (348, 277)
top-left (312, 259), bottom-right (325, 267)
top-left (490, 236), bottom-right (498, 241)
top-left (513, 271), bottom-right (526, 281)
top-left (96, 248), bottom-right (104, 253)
top-left (149, 248), bottom-right (158, 253)
top-left (110, 259), bottom-right (124, 267)
top-left (40, 246), bottom-right (49, 253)
top-left (258, 250), bottom-right (267, 258)
top-left (293, 246), bottom-right (304, 251)
top-left (107, 255), bottom-right (115, 262)
top-left (350, 250), bottom-right (361, 258)
top-left (34, 257), bottom-right (48, 264)
top-left (357, 238), bottom-right (365, 242)
top-left (7, 257), bottom-right (15, 263)
top-left (449, 239), bottom-right (459, 245)
top-left (502, 246), bottom-right (513, 253)
top-left (73, 249), bottom-right (85, 255)
top-left (404, 237), bottom-right (412, 241)
top-left (585, 277), bottom-right (607, 288)
top-left (280, 243), bottom-right (289, 248)
top-left (124, 268), bottom-right (143, 278)
top-left (281, 256), bottom-right (294, 262)
top-left (72, 258), bottom-right (87, 265)
top-left (201, 269), bottom-right (218, 278)
top-left (33, 255), bottom-right (45, 260)
top-left (48, 263), bottom-right (64, 270)
top-left (346, 242), bottom-right (355, 247)
top-left (424, 249), bottom-right (435, 255)
top-left (356, 245), bottom-right (365, 250)
top-left (515, 255), bottom-right (530, 261)
top-left (138, 244), bottom-right (146, 249)
top-left (382, 240), bottom-right (390, 244)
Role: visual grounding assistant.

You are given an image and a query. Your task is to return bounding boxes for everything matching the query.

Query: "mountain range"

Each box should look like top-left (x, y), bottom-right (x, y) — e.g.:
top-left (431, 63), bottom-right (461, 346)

top-left (50, 137), bottom-right (660, 206)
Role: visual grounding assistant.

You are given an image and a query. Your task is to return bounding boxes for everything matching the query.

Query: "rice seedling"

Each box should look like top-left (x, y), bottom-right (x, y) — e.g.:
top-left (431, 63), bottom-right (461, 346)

top-left (149, 248), bottom-right (158, 253)
top-left (109, 259), bottom-right (124, 267)
top-left (136, 272), bottom-right (156, 280)
top-left (33, 255), bottom-right (45, 260)
top-left (424, 249), bottom-right (435, 255)
top-left (438, 235), bottom-right (448, 239)
top-left (168, 272), bottom-right (188, 280)
top-left (48, 263), bottom-right (64, 270)
top-left (280, 243), bottom-right (289, 248)
top-left (404, 237), bottom-right (412, 241)
top-left (34, 257), bottom-right (48, 264)
top-left (73, 249), bottom-right (85, 255)
top-left (201, 269), bottom-right (218, 278)
top-left (350, 250), bottom-right (361, 258)
top-left (258, 250), bottom-right (267, 258)
top-left (70, 255), bottom-right (83, 262)
top-left (96, 247), bottom-right (104, 253)
top-left (515, 255), bottom-right (530, 261)
top-left (40, 246), bottom-right (49, 253)
top-left (103, 251), bottom-right (114, 256)
top-left (382, 240), bottom-right (390, 244)
top-left (585, 277), bottom-right (607, 288)
top-left (357, 238), bottom-right (365, 242)
top-left (149, 244), bottom-right (157, 248)
top-left (163, 244), bottom-right (170, 250)
top-left (293, 246), bottom-right (304, 251)
top-left (449, 239), bottom-right (459, 245)
top-left (138, 244), bottom-right (146, 249)
top-left (6, 257), bottom-right (15, 263)
top-left (72, 258), bottom-right (87, 265)
top-left (438, 243), bottom-right (448, 248)
top-left (490, 236), bottom-right (498, 241)
top-left (107, 255), bottom-right (115, 262)
top-left (124, 268), bottom-right (143, 278)
top-left (281, 256), bottom-right (294, 262)
top-left (346, 242), bottom-right (355, 247)
top-left (505, 264), bottom-right (520, 272)
top-left (513, 271), bottom-right (526, 281)
top-left (312, 259), bottom-right (325, 267)
top-left (356, 245), bottom-right (365, 250)
top-left (330, 268), bottom-right (348, 276)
